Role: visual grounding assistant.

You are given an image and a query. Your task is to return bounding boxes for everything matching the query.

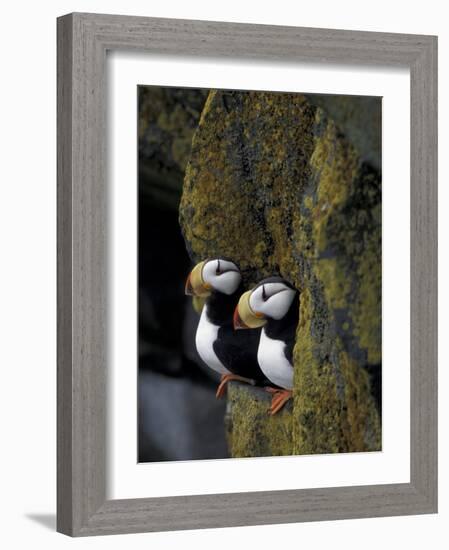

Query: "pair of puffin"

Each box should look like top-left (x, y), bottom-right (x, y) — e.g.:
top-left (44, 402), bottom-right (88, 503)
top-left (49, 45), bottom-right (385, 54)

top-left (185, 258), bottom-right (298, 415)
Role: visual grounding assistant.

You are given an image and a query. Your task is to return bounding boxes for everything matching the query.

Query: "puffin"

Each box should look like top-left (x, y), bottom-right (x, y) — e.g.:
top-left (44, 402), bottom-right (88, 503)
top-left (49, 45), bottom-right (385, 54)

top-left (233, 276), bottom-right (299, 415)
top-left (185, 258), bottom-right (267, 397)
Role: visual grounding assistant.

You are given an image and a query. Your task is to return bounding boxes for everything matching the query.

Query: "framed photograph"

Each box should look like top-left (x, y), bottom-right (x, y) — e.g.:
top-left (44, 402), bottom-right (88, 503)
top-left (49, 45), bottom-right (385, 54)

top-left (57, 13), bottom-right (437, 536)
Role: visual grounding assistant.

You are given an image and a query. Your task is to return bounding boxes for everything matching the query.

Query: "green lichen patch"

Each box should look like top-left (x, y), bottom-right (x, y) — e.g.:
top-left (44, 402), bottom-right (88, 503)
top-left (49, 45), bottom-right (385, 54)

top-left (293, 286), bottom-right (344, 454)
top-left (225, 383), bottom-right (294, 458)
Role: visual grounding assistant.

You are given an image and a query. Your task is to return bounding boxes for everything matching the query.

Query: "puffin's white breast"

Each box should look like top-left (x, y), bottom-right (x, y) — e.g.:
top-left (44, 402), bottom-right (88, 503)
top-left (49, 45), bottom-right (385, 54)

top-left (257, 329), bottom-right (294, 389)
top-left (195, 304), bottom-right (231, 375)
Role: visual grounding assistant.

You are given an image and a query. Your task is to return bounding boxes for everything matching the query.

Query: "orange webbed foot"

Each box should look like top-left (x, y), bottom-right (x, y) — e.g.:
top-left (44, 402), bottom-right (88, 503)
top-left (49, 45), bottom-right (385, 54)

top-left (215, 374), bottom-right (255, 399)
top-left (267, 389), bottom-right (293, 415)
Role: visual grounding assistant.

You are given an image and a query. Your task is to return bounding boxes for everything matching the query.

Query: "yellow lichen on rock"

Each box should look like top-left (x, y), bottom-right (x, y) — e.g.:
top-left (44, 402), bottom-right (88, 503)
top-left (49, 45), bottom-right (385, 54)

top-left (226, 382), bottom-right (294, 458)
top-left (293, 286), bottom-right (343, 454)
top-left (291, 109), bottom-right (381, 453)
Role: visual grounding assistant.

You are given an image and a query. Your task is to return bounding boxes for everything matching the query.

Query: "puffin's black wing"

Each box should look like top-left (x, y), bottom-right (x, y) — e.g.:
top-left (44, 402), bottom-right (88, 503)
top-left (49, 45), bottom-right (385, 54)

top-left (264, 321), bottom-right (296, 366)
top-left (213, 326), bottom-right (267, 384)
top-left (282, 328), bottom-right (296, 365)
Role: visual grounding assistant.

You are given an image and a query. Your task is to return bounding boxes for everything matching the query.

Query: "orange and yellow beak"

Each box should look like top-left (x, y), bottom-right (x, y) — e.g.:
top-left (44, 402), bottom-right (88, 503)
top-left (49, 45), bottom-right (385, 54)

top-left (185, 260), bottom-right (212, 298)
top-left (184, 273), bottom-right (195, 295)
top-left (233, 306), bottom-right (248, 329)
top-left (233, 289), bottom-right (267, 330)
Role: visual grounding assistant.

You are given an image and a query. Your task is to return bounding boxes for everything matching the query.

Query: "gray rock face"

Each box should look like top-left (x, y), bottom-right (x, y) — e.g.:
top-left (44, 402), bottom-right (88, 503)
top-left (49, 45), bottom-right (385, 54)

top-left (139, 369), bottom-right (228, 462)
top-left (306, 94), bottom-right (381, 171)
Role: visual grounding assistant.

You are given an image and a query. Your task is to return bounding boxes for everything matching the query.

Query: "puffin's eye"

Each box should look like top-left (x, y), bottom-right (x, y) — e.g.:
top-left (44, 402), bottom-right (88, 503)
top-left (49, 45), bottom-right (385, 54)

top-left (262, 285), bottom-right (268, 301)
top-left (216, 260), bottom-right (221, 275)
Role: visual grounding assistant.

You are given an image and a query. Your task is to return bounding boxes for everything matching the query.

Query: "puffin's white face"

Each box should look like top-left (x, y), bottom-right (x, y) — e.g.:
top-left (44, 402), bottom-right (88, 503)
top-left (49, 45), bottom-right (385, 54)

top-left (249, 281), bottom-right (296, 320)
top-left (202, 259), bottom-right (242, 295)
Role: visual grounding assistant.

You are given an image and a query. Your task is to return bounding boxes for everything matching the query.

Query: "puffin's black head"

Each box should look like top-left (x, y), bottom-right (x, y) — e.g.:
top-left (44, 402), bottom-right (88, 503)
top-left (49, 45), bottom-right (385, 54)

top-left (234, 276), bottom-right (298, 329)
top-left (185, 258), bottom-right (242, 298)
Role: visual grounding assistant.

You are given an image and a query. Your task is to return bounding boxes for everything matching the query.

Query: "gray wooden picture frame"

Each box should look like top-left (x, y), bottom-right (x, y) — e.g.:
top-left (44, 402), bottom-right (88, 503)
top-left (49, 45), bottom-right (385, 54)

top-left (57, 12), bottom-right (438, 537)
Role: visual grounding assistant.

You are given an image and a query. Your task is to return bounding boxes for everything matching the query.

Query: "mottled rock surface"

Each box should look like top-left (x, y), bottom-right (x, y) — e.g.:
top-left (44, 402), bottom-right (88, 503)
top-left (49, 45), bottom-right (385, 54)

top-left (306, 94), bottom-right (382, 171)
top-left (139, 86), bottom-right (209, 209)
top-left (225, 382), bottom-right (293, 458)
top-left (179, 90), bottom-right (381, 456)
